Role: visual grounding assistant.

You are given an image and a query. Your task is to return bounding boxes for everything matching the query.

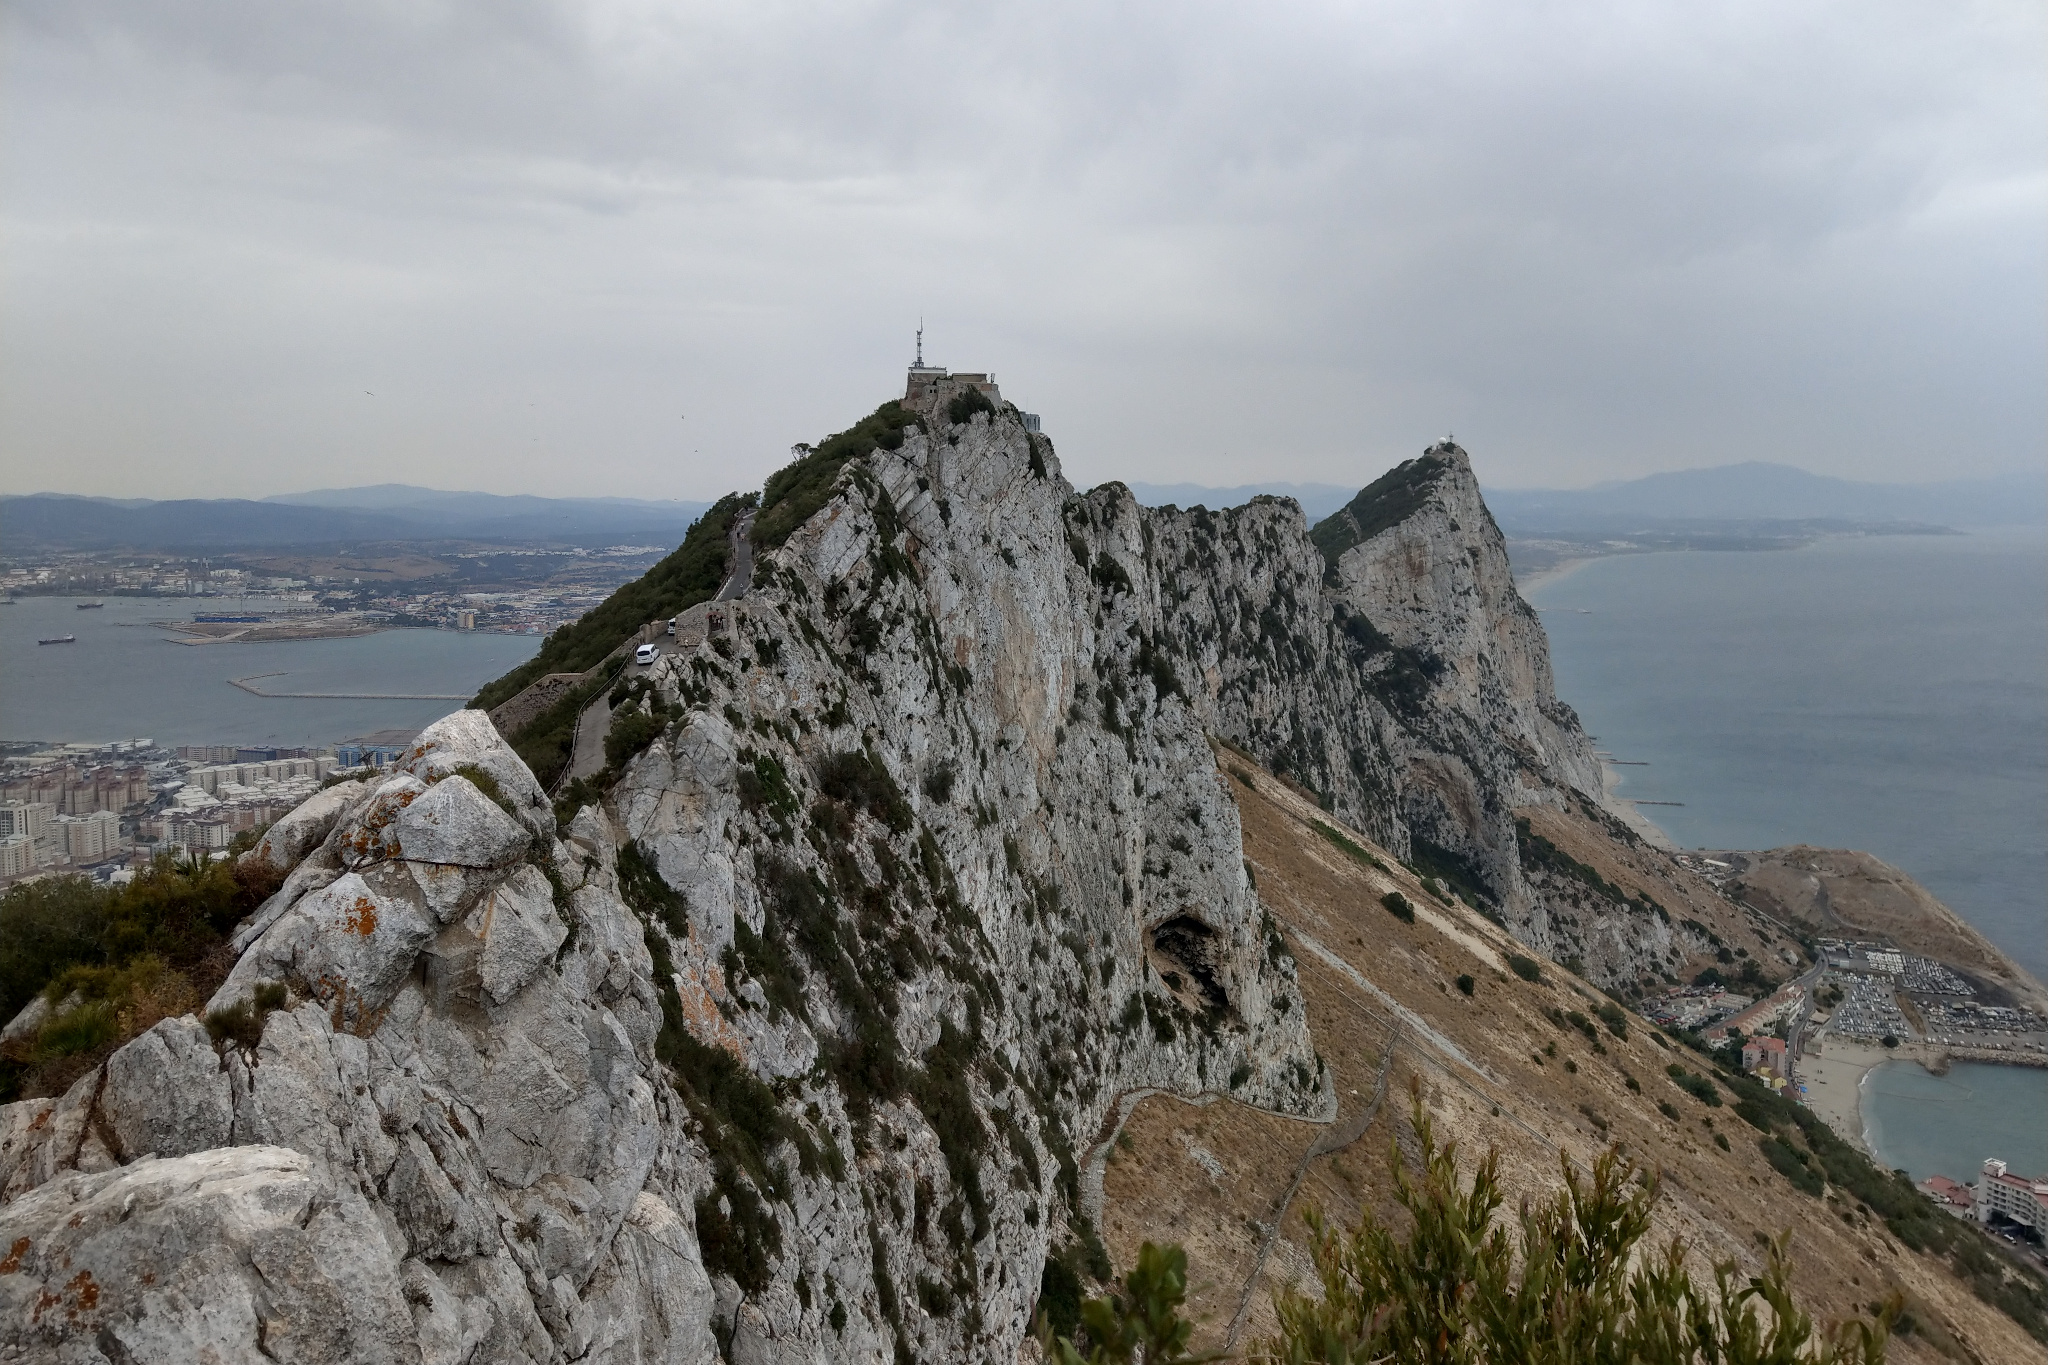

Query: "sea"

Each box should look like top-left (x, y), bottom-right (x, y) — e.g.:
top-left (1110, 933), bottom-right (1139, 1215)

top-left (1860, 1059), bottom-right (2048, 1185)
top-left (1526, 527), bottom-right (2048, 1182)
top-left (0, 596), bottom-right (539, 750)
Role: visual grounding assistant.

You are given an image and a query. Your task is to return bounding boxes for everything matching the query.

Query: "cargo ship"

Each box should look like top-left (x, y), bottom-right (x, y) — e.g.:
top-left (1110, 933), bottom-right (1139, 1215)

top-left (76, 601), bottom-right (105, 609)
top-left (38, 634), bottom-right (77, 645)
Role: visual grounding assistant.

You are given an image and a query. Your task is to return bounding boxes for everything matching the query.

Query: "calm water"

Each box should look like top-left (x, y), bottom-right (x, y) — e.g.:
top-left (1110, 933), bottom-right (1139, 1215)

top-left (0, 596), bottom-right (538, 748)
top-left (1528, 530), bottom-right (2048, 984)
top-left (1527, 531), bottom-right (2048, 1179)
top-left (1860, 1059), bottom-right (2048, 1183)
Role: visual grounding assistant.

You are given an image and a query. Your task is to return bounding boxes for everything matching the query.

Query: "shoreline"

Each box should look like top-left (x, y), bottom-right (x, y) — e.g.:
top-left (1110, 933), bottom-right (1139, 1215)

top-left (1518, 556), bottom-right (1684, 851)
top-left (1514, 555), bottom-right (1597, 596)
top-left (1598, 759), bottom-right (1678, 850)
top-left (1797, 1035), bottom-right (2047, 1164)
top-left (1798, 1035), bottom-right (1898, 1157)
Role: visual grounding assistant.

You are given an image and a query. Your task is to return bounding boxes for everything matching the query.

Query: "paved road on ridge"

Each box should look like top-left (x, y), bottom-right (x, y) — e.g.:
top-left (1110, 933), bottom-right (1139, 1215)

top-left (558, 508), bottom-right (756, 792)
top-left (717, 510), bottom-right (755, 600)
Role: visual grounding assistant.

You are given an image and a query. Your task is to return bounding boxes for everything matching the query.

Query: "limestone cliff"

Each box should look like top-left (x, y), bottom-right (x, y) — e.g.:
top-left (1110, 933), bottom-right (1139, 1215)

top-left (0, 396), bottom-right (1330, 1362)
top-left (0, 392), bottom-right (1756, 1362)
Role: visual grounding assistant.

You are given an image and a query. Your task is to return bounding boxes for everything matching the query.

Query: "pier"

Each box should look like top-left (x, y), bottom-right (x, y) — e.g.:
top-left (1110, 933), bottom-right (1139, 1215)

top-left (230, 673), bottom-right (468, 701)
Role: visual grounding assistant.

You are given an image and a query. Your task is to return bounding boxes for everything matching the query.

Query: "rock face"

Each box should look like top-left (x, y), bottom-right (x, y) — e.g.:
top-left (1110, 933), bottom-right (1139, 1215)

top-left (1069, 441), bottom-right (1619, 972)
top-left (0, 392), bottom-right (1636, 1361)
top-left (0, 712), bottom-right (715, 1364)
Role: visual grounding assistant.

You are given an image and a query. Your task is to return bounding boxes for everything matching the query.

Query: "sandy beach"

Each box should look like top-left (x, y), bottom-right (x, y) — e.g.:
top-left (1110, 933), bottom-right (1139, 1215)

top-left (1515, 555), bottom-right (1596, 597)
top-left (1799, 1033), bottom-right (1936, 1156)
top-left (1598, 760), bottom-right (1678, 850)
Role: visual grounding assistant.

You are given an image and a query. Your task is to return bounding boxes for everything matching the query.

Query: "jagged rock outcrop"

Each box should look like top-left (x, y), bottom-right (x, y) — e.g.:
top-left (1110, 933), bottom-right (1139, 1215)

top-left (0, 388), bottom-right (1663, 1362)
top-left (0, 400), bottom-right (1327, 1361)
top-left (0, 711), bottom-right (716, 1363)
top-left (1066, 443), bottom-right (1616, 971)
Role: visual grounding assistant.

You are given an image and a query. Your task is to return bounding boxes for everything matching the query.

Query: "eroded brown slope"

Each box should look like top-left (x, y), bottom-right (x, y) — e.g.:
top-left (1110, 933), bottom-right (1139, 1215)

top-left (1097, 745), bottom-right (2047, 1364)
top-left (1516, 801), bottom-right (1802, 999)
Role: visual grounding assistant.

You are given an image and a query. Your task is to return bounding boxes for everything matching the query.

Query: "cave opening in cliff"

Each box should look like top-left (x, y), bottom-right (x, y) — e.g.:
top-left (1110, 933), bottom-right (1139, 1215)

top-left (1145, 914), bottom-right (1230, 1016)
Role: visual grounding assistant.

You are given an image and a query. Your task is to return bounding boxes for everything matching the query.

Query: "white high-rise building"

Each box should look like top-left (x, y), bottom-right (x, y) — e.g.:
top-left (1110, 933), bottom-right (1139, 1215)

top-left (58, 810), bottom-right (123, 863)
top-left (0, 800), bottom-right (55, 844)
top-left (1977, 1160), bottom-right (2048, 1232)
top-left (0, 833), bottom-right (32, 878)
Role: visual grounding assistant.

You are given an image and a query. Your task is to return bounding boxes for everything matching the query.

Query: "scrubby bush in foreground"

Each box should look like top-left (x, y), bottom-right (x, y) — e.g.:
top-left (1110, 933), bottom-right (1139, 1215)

top-left (1265, 1084), bottom-right (1892, 1364)
top-left (1044, 1085), bottom-right (1890, 1363)
top-left (0, 845), bottom-right (280, 1100)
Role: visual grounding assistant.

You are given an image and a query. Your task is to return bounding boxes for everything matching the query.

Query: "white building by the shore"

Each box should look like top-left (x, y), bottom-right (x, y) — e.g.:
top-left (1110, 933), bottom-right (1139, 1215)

top-left (1976, 1159), bottom-right (2048, 1232)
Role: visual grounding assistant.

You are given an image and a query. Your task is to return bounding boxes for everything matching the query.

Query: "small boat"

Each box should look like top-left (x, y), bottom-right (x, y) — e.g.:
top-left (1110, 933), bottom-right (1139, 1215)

top-left (76, 602), bottom-right (105, 609)
top-left (38, 634), bottom-right (77, 645)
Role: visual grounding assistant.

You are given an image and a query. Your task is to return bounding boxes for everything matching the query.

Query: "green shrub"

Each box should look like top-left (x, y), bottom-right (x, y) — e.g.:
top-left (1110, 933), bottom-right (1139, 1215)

top-left (1734, 1098), bottom-right (1775, 1133)
top-left (616, 841), bottom-right (689, 938)
top-left (1311, 820), bottom-right (1383, 871)
top-left (946, 386), bottom-right (997, 425)
top-left (1455, 974), bottom-right (1475, 996)
top-left (1762, 1135), bottom-right (1827, 1197)
top-left (204, 1001), bottom-right (263, 1051)
top-left (1265, 1084), bottom-right (1893, 1364)
top-left (1408, 835), bottom-right (1498, 909)
top-left (752, 401), bottom-right (921, 552)
top-left (32, 1000), bottom-right (119, 1061)
top-left (1381, 892), bottom-right (1415, 924)
top-left (449, 764), bottom-right (518, 819)
top-left (1507, 953), bottom-right (1543, 984)
top-left (1037, 1255), bottom-right (1085, 1341)
top-left (817, 750), bottom-right (912, 833)
top-left (471, 494), bottom-right (750, 713)
top-left (204, 979), bottom-right (291, 1053)
top-left (1668, 1065), bottom-right (1723, 1108)
top-left (1045, 1242), bottom-right (1199, 1365)
top-left (604, 708), bottom-right (666, 773)
top-left (0, 855), bottom-right (280, 1098)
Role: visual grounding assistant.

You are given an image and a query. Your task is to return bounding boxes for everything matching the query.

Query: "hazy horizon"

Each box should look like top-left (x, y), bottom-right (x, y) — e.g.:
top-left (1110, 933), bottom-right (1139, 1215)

top-left (5, 1), bottom-right (2042, 502)
top-left (4, 459), bottom-right (2039, 510)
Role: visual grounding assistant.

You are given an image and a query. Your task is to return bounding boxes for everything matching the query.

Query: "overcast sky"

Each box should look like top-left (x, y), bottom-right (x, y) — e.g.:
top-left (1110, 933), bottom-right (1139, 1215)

top-left (4, 1), bottom-right (2041, 502)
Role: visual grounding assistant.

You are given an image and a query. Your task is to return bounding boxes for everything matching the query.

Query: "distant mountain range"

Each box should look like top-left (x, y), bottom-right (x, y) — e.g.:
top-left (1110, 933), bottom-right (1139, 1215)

top-left (1130, 462), bottom-right (2044, 532)
top-left (1480, 462), bottom-right (2044, 533)
top-left (0, 485), bottom-right (714, 552)
top-left (6, 463), bottom-right (2037, 556)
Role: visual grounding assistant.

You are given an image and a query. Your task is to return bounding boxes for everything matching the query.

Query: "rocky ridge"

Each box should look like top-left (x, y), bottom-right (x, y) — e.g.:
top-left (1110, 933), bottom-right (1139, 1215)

top-left (0, 384), bottom-right (1834, 1362)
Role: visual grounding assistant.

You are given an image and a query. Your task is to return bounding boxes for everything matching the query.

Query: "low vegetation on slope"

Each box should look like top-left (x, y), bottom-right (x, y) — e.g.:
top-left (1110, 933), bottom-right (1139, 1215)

top-left (1308, 449), bottom-right (1455, 570)
top-left (1052, 1092), bottom-right (1894, 1363)
top-left (0, 844), bottom-right (279, 1101)
top-left (750, 400), bottom-right (924, 551)
top-left (469, 491), bottom-right (752, 713)
top-left (1093, 744), bottom-right (2048, 1362)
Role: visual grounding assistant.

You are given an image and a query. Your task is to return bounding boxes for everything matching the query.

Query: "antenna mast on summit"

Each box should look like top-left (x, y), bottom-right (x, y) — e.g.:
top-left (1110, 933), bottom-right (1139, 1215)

top-left (915, 319), bottom-right (924, 368)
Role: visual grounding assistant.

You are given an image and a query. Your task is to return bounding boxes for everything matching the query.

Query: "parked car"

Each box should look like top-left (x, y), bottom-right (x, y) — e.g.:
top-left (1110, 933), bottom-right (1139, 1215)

top-left (634, 643), bottom-right (660, 665)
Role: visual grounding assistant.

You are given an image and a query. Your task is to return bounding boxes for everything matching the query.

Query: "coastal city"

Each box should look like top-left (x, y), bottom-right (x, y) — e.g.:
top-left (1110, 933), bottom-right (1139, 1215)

top-left (2, 544), bottom-right (670, 641)
top-left (1643, 933), bottom-right (2048, 1251)
top-left (0, 730), bottom-right (419, 881)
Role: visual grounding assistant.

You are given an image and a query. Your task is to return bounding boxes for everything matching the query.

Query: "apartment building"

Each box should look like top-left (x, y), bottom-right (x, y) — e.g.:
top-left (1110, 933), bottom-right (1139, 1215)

top-left (1977, 1160), bottom-right (2048, 1232)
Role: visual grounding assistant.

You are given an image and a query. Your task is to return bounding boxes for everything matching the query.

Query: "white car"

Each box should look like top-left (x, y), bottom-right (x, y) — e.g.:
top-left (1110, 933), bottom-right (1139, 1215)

top-left (634, 643), bottom-right (660, 666)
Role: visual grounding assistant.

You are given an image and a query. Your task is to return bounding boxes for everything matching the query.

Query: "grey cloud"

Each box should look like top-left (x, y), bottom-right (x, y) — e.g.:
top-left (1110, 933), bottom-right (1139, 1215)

top-left (3, 0), bottom-right (2040, 501)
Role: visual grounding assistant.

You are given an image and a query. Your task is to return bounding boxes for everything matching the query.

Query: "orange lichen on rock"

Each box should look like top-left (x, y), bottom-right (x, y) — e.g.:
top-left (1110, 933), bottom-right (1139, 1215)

top-left (0, 1237), bottom-right (28, 1274)
top-left (64, 1269), bottom-right (98, 1317)
top-left (342, 896), bottom-right (379, 937)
